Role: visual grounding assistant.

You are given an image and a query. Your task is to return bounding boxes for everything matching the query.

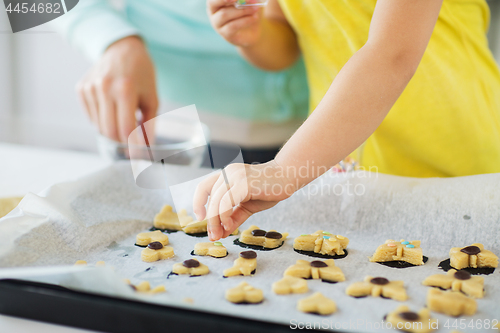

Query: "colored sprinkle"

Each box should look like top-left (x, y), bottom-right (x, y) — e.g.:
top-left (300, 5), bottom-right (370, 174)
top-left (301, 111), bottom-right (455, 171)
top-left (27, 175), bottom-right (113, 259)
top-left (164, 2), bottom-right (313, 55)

top-left (406, 244), bottom-right (415, 248)
top-left (323, 236), bottom-right (330, 240)
top-left (237, 0), bottom-right (246, 4)
top-left (214, 241), bottom-right (222, 246)
top-left (300, 234), bottom-right (308, 236)
top-left (387, 243), bottom-right (397, 247)
top-left (322, 231), bottom-right (332, 235)
top-left (401, 241), bottom-right (410, 245)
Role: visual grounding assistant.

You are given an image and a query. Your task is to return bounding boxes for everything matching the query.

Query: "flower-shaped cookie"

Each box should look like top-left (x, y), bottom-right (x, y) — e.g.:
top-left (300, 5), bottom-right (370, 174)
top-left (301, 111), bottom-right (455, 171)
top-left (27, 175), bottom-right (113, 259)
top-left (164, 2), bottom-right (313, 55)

top-left (426, 289), bottom-right (477, 316)
top-left (297, 292), bottom-right (337, 315)
top-left (370, 239), bottom-right (424, 266)
top-left (153, 205), bottom-right (182, 231)
top-left (225, 282), bottom-right (263, 304)
top-left (172, 259), bottom-right (209, 276)
top-left (193, 241), bottom-right (227, 258)
top-left (141, 241), bottom-right (174, 262)
top-left (223, 251), bottom-right (257, 277)
top-left (385, 305), bottom-right (437, 333)
top-left (135, 230), bottom-right (169, 247)
top-left (284, 259), bottom-right (345, 283)
top-left (272, 276), bottom-right (308, 295)
top-left (346, 276), bottom-right (408, 301)
top-left (449, 243), bottom-right (498, 270)
top-left (294, 231), bottom-right (349, 256)
top-left (238, 225), bottom-right (288, 249)
top-left (423, 269), bottom-right (484, 298)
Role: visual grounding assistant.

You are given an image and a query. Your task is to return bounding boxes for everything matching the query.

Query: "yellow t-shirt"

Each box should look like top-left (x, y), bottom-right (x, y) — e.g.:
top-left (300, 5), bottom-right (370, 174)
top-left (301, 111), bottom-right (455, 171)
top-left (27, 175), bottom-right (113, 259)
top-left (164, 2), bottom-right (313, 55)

top-left (278, 0), bottom-right (500, 177)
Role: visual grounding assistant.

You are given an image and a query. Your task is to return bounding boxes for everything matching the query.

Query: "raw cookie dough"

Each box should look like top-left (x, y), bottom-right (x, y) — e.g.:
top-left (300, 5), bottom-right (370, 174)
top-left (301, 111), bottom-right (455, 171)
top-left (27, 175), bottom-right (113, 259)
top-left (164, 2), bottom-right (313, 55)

top-left (225, 281), bottom-right (263, 304)
top-left (135, 230), bottom-right (169, 247)
top-left (385, 305), bottom-right (437, 333)
top-left (297, 292), bottom-right (336, 315)
top-left (346, 276), bottom-right (408, 301)
top-left (422, 269), bottom-right (484, 298)
top-left (449, 243), bottom-right (498, 270)
top-left (272, 276), bottom-right (308, 295)
top-left (153, 205), bottom-right (182, 231)
top-left (0, 196), bottom-right (23, 218)
top-left (193, 241), bottom-right (227, 258)
top-left (284, 259), bottom-right (345, 283)
top-left (426, 289), bottom-right (477, 316)
top-left (223, 251), bottom-right (257, 277)
top-left (141, 241), bottom-right (174, 262)
top-left (370, 239), bottom-right (424, 266)
top-left (182, 219), bottom-right (207, 235)
top-left (293, 231), bottom-right (349, 257)
top-left (127, 280), bottom-right (166, 294)
top-left (172, 259), bottom-right (209, 276)
top-left (74, 260), bottom-right (105, 266)
top-left (236, 225), bottom-right (288, 250)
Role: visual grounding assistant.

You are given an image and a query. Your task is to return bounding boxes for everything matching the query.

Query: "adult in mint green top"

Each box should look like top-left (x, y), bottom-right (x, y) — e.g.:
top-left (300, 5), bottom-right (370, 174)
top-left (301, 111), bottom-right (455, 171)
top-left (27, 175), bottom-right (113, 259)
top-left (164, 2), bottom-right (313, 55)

top-left (52, 0), bottom-right (309, 153)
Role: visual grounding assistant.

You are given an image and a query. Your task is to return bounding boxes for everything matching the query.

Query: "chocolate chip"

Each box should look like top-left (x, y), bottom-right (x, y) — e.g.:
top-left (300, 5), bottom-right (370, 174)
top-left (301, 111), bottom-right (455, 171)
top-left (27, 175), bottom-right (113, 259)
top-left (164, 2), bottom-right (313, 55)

top-left (183, 259), bottom-right (200, 268)
top-left (251, 229), bottom-right (266, 237)
top-left (454, 270), bottom-right (471, 280)
top-left (310, 260), bottom-right (328, 268)
top-left (461, 246), bottom-right (481, 255)
top-left (399, 311), bottom-right (419, 321)
top-left (265, 231), bottom-right (282, 239)
top-left (239, 251), bottom-right (257, 259)
top-left (148, 241), bottom-right (163, 250)
top-left (370, 277), bottom-right (390, 285)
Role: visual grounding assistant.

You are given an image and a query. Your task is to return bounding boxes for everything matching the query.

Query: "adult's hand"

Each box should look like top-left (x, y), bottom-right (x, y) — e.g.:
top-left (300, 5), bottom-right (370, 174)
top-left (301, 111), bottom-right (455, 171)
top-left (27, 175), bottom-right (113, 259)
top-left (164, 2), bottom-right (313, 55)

top-left (77, 36), bottom-right (158, 142)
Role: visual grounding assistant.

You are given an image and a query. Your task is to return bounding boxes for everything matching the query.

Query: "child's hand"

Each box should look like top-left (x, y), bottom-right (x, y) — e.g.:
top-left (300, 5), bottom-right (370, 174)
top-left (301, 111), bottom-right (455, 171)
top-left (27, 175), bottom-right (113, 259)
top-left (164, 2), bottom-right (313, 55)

top-left (207, 0), bottom-right (263, 47)
top-left (193, 160), bottom-right (296, 241)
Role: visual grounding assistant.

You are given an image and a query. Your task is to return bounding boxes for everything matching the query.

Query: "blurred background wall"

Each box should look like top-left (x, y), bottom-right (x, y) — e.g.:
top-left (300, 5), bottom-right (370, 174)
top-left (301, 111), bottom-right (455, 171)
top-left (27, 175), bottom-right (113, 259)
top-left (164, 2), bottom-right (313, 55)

top-left (1, 1), bottom-right (500, 153)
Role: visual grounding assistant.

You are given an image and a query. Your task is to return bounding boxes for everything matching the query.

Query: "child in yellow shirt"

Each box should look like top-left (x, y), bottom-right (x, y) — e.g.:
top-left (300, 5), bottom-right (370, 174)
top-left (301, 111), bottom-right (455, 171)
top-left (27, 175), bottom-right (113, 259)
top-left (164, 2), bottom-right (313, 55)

top-left (195, 0), bottom-right (500, 241)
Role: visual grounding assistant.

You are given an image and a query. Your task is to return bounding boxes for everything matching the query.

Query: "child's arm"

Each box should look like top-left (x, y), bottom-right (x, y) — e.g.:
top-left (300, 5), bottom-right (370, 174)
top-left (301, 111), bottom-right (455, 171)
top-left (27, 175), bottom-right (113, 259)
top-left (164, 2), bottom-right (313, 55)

top-left (207, 0), bottom-right (300, 71)
top-left (197, 0), bottom-right (444, 241)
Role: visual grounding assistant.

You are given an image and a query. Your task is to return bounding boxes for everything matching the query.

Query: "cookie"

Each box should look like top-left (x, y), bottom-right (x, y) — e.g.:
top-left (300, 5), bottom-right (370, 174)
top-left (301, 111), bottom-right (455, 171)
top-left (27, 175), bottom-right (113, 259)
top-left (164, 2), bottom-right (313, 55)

top-left (235, 225), bottom-right (288, 250)
top-left (74, 260), bottom-right (105, 266)
top-left (284, 259), bottom-right (345, 283)
top-left (346, 276), bottom-right (408, 301)
top-left (127, 280), bottom-right (166, 295)
top-left (225, 282), bottom-right (263, 304)
top-left (293, 231), bottom-right (349, 258)
top-left (172, 259), bottom-right (209, 276)
top-left (384, 305), bottom-right (437, 333)
top-left (141, 241), bottom-right (174, 262)
top-left (422, 269), bottom-right (484, 298)
top-left (135, 230), bottom-right (169, 247)
top-left (426, 289), bottom-right (477, 316)
top-left (153, 205), bottom-right (182, 231)
top-left (223, 251), bottom-right (257, 277)
top-left (297, 292), bottom-right (336, 315)
top-left (449, 243), bottom-right (498, 270)
top-left (182, 219), bottom-right (207, 235)
top-left (370, 239), bottom-right (425, 266)
top-left (272, 276), bottom-right (309, 295)
top-left (192, 241), bottom-right (228, 258)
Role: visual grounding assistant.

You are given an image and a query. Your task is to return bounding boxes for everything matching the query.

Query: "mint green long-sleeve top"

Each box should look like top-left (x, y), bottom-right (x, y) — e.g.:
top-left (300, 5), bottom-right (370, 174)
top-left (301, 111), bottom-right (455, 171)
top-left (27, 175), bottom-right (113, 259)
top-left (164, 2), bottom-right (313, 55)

top-left (53, 0), bottom-right (309, 142)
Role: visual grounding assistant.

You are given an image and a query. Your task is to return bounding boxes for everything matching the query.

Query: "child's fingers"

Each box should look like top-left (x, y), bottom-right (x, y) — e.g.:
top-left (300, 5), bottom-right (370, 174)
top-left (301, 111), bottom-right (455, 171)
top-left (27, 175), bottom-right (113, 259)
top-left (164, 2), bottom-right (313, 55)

top-left (228, 205), bottom-right (254, 230)
top-left (207, 0), bottom-right (236, 15)
top-left (115, 83), bottom-right (139, 143)
top-left (218, 180), bottom-right (249, 231)
top-left (193, 172), bottom-right (220, 221)
top-left (211, 6), bottom-right (259, 29)
top-left (82, 83), bottom-right (100, 128)
top-left (219, 13), bottom-right (260, 38)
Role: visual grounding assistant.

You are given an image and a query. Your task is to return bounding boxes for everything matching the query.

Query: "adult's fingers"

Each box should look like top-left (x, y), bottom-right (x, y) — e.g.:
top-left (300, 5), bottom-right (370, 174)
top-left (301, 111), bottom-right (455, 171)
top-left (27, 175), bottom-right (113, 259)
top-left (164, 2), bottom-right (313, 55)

top-left (114, 78), bottom-right (139, 143)
top-left (211, 6), bottom-right (259, 29)
top-left (207, 0), bottom-right (236, 15)
top-left (96, 77), bottom-right (119, 141)
top-left (193, 172), bottom-right (220, 221)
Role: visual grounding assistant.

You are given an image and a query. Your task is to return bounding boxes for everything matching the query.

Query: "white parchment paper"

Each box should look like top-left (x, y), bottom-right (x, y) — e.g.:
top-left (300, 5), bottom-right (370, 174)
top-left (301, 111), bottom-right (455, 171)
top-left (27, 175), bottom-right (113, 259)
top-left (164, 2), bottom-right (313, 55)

top-left (0, 162), bottom-right (499, 332)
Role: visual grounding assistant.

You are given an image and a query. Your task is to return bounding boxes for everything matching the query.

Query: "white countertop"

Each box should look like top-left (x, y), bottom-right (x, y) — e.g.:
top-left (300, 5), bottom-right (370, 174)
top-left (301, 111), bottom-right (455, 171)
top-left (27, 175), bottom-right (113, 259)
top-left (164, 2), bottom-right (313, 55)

top-left (0, 143), bottom-right (108, 333)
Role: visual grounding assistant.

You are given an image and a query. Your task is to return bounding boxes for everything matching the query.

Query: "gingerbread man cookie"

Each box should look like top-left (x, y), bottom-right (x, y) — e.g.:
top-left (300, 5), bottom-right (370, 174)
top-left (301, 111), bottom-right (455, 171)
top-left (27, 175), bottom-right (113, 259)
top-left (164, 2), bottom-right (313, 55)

top-left (225, 282), bottom-right (263, 304)
top-left (223, 251), bottom-right (257, 277)
top-left (370, 239), bottom-right (425, 266)
top-left (449, 243), bottom-right (498, 270)
top-left (426, 289), bottom-right (477, 316)
top-left (346, 276), bottom-right (408, 301)
top-left (294, 231), bottom-right (349, 258)
top-left (284, 259), bottom-right (345, 283)
top-left (385, 305), bottom-right (437, 333)
top-left (193, 241), bottom-right (228, 258)
top-left (272, 276), bottom-right (308, 295)
top-left (141, 241), bottom-right (174, 262)
top-left (135, 230), bottom-right (169, 247)
top-left (297, 292), bottom-right (337, 315)
top-left (423, 269), bottom-right (484, 298)
top-left (237, 225), bottom-right (288, 250)
top-left (172, 259), bottom-right (209, 276)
